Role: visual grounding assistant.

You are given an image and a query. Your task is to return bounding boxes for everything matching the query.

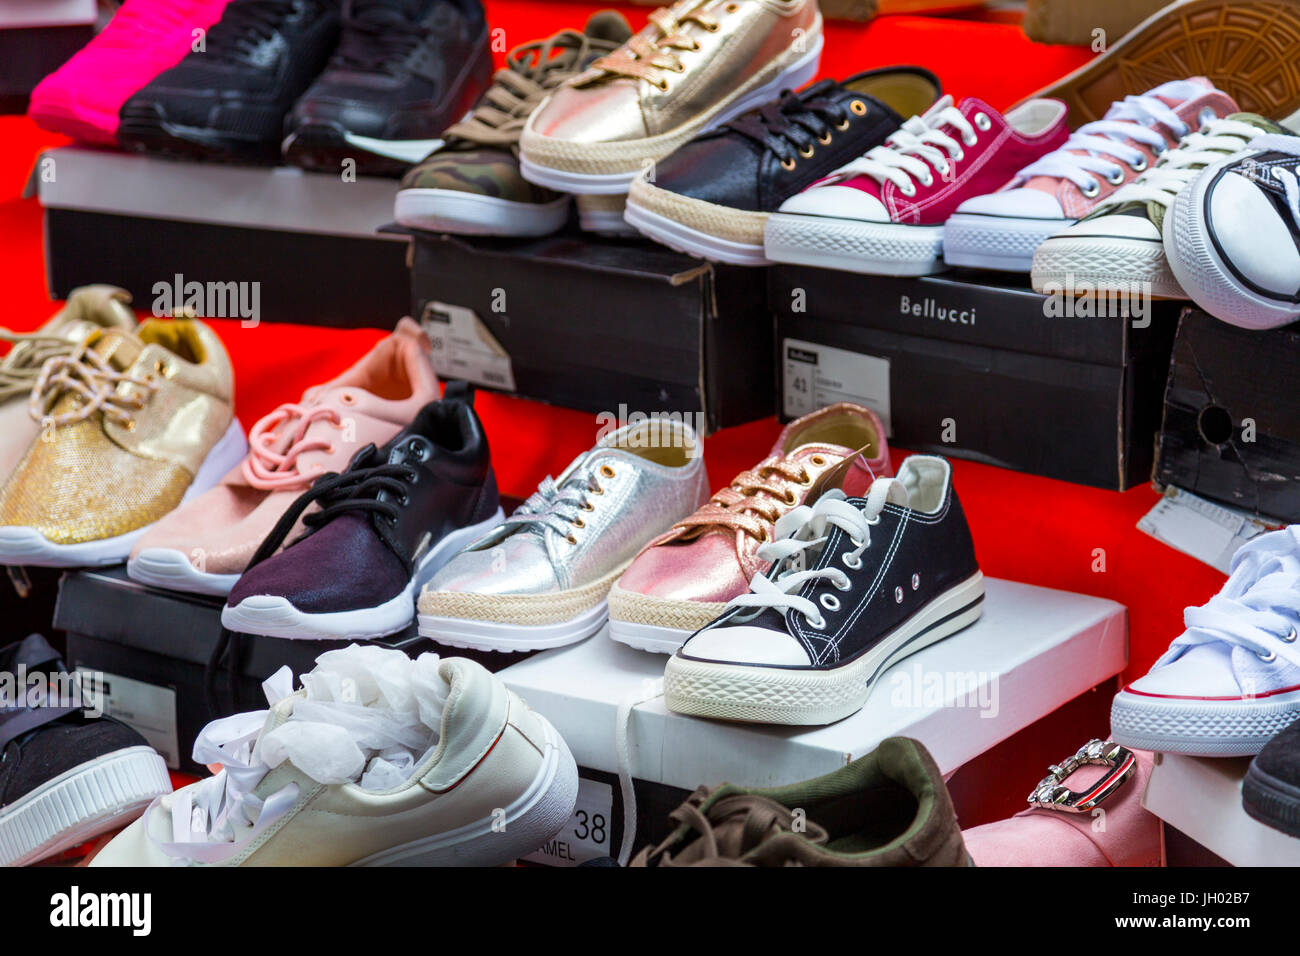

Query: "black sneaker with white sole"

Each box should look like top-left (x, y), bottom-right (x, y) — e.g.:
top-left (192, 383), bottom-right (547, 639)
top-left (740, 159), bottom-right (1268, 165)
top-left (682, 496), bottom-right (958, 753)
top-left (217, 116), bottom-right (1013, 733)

top-left (283, 0), bottom-right (492, 175)
top-left (1244, 717), bottom-right (1300, 838)
top-left (221, 383), bottom-right (503, 640)
top-left (664, 455), bottom-right (983, 726)
top-left (1, 634), bottom-right (171, 867)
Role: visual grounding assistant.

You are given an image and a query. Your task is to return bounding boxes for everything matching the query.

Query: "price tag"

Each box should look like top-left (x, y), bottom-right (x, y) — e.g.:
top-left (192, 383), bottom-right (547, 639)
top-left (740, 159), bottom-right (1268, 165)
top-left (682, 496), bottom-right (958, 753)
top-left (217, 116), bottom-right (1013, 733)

top-left (522, 778), bottom-right (614, 867)
top-left (420, 300), bottom-right (516, 391)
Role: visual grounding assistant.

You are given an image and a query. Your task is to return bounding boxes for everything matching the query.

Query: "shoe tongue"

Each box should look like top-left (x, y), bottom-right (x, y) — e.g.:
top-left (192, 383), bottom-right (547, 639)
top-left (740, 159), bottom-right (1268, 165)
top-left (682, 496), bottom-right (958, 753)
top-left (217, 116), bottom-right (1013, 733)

top-left (1228, 111), bottom-right (1289, 135)
top-left (863, 475), bottom-right (909, 515)
top-left (1144, 76), bottom-right (1215, 108)
top-left (85, 327), bottom-right (143, 372)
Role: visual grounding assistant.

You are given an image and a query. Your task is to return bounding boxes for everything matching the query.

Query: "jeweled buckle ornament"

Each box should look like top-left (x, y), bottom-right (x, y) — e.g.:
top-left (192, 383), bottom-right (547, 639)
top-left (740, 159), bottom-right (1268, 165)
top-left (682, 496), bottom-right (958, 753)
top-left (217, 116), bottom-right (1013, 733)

top-left (1027, 739), bottom-right (1136, 813)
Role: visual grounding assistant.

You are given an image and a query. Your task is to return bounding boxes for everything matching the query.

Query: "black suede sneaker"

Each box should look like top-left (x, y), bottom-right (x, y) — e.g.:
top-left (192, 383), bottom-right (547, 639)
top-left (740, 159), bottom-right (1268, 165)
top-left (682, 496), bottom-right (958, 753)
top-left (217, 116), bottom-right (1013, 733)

top-left (119, 0), bottom-right (341, 163)
top-left (283, 0), bottom-right (492, 175)
top-left (0, 634), bottom-right (171, 867)
top-left (1244, 718), bottom-right (1300, 838)
top-left (222, 384), bottom-right (503, 640)
top-left (665, 455), bottom-right (983, 725)
top-left (624, 67), bottom-right (941, 265)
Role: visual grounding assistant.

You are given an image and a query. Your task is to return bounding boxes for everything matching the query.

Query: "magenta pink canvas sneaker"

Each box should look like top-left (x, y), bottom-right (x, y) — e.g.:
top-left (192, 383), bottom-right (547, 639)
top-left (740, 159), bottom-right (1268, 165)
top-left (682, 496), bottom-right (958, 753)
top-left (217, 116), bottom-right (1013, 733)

top-left (607, 403), bottom-right (891, 654)
top-left (27, 0), bottom-right (232, 145)
top-left (764, 94), bottom-right (1069, 276)
top-left (126, 318), bottom-right (440, 597)
top-left (944, 78), bottom-right (1238, 272)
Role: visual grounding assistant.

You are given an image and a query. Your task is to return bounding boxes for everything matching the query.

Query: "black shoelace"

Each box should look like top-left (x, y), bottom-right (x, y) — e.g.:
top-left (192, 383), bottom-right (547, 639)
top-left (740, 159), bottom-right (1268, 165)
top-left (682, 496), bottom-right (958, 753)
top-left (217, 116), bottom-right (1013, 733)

top-left (204, 0), bottom-right (301, 66)
top-left (725, 81), bottom-right (851, 166)
top-left (332, 0), bottom-right (435, 73)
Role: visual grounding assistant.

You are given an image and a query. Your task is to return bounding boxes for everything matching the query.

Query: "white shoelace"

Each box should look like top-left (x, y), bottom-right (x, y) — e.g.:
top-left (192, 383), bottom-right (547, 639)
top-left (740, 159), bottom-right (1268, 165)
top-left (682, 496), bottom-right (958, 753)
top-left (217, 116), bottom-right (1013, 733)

top-left (1088, 117), bottom-right (1268, 214)
top-left (829, 100), bottom-right (979, 197)
top-left (724, 479), bottom-right (907, 629)
top-left (1015, 92), bottom-right (1189, 191)
top-left (1248, 133), bottom-right (1300, 231)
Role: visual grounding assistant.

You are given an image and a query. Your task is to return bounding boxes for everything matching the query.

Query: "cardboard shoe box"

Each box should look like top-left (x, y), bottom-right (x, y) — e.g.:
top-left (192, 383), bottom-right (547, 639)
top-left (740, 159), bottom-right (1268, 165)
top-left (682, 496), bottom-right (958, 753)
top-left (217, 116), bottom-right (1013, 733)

top-left (1154, 308), bottom-right (1300, 524)
top-left (771, 267), bottom-right (1180, 489)
top-left (409, 231), bottom-right (774, 434)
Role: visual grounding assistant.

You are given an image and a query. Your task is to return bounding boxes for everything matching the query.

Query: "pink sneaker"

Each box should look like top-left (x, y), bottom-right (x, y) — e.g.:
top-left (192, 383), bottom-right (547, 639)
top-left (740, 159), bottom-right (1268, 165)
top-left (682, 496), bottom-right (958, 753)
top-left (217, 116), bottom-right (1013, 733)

top-left (944, 78), bottom-right (1238, 272)
top-left (27, 0), bottom-right (232, 145)
top-left (126, 318), bottom-right (440, 596)
top-left (764, 95), bottom-right (1069, 275)
top-left (607, 403), bottom-right (891, 654)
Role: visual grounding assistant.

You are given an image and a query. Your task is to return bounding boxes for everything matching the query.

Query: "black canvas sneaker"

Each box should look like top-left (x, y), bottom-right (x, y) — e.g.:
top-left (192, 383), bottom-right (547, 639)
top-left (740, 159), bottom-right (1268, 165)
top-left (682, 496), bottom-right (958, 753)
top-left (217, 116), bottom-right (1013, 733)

top-left (624, 67), bottom-right (941, 265)
top-left (0, 634), bottom-right (171, 867)
top-left (664, 455), bottom-right (983, 725)
top-left (222, 384), bottom-right (503, 640)
top-left (119, 0), bottom-right (341, 162)
top-left (1244, 718), bottom-right (1300, 838)
top-left (283, 0), bottom-right (492, 175)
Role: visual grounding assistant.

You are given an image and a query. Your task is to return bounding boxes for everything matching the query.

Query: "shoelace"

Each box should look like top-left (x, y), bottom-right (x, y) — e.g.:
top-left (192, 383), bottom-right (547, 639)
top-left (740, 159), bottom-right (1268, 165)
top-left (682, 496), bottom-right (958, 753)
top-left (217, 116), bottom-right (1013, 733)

top-left (672, 458), bottom-right (815, 543)
top-left (831, 105), bottom-right (979, 197)
top-left (1248, 133), bottom-right (1300, 231)
top-left (642, 789), bottom-right (829, 866)
top-left (503, 461), bottom-right (611, 545)
top-left (726, 481), bottom-right (905, 628)
top-left (1015, 92), bottom-right (1188, 192)
top-left (27, 340), bottom-right (157, 429)
top-left (0, 330), bottom-right (74, 403)
top-left (591, 3), bottom-right (721, 91)
top-left (1088, 117), bottom-right (1268, 214)
top-left (331, 0), bottom-right (433, 74)
top-left (725, 83), bottom-right (852, 167)
top-left (242, 402), bottom-right (344, 491)
top-left (444, 29), bottom-right (605, 148)
top-left (203, 0), bottom-right (299, 66)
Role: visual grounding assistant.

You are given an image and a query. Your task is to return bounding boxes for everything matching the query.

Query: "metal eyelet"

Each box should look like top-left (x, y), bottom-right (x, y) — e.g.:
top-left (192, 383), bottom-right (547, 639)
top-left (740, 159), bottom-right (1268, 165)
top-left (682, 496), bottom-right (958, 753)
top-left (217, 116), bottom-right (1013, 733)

top-left (810, 455), bottom-right (826, 466)
top-left (894, 586), bottom-right (904, 603)
top-left (818, 132), bottom-right (832, 146)
top-left (833, 574), bottom-right (852, 591)
top-left (1081, 180), bottom-right (1101, 198)
top-left (850, 100), bottom-right (867, 116)
top-left (703, 21), bottom-right (719, 31)
top-left (398, 493), bottom-right (409, 507)
top-left (900, 182), bottom-right (916, 197)
top-left (572, 516), bottom-right (585, 528)
top-left (600, 464), bottom-right (616, 479)
top-left (567, 534), bottom-right (578, 545)
top-left (326, 444), bottom-right (337, 455)
top-left (911, 573), bottom-right (920, 590)
top-left (807, 614), bottom-right (827, 630)
top-left (582, 501), bottom-right (595, 512)
top-left (842, 552), bottom-right (862, 570)
top-left (783, 490), bottom-right (796, 504)
top-left (340, 392), bottom-right (357, 406)
top-left (974, 112), bottom-right (991, 131)
top-left (1106, 166), bottom-right (1125, 185)
top-left (781, 157), bottom-right (797, 171)
top-left (820, 593), bottom-right (841, 612)
top-left (656, 80), bottom-right (669, 92)
top-left (1284, 627), bottom-right (1298, 643)
top-left (962, 133), bottom-right (978, 147)
top-left (1130, 155), bottom-right (1147, 172)
top-left (1258, 649), bottom-right (1277, 663)
top-left (725, 2), bottom-right (739, 11)
top-left (799, 145), bottom-right (815, 159)
top-left (835, 119), bottom-right (850, 131)
top-left (936, 163), bottom-right (950, 177)
top-left (951, 148), bottom-right (964, 163)
top-left (919, 173), bottom-right (933, 187)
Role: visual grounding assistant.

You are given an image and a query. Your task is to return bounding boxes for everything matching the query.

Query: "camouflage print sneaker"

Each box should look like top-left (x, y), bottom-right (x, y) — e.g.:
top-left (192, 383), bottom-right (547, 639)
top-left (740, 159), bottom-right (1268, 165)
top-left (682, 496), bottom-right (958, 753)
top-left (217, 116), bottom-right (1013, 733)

top-left (394, 12), bottom-right (632, 237)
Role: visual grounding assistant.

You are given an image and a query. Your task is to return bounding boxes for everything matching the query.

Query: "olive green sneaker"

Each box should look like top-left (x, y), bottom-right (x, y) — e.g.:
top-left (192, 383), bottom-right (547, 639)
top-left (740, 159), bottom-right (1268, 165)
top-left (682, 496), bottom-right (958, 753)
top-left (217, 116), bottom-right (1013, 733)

top-left (394, 11), bottom-right (632, 237)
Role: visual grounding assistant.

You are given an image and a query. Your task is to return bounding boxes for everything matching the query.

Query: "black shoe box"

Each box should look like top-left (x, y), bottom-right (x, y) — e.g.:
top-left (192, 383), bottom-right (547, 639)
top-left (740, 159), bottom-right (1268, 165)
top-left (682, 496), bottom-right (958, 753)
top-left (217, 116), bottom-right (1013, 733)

top-left (0, 22), bottom-right (94, 114)
top-left (409, 230), bottom-right (775, 434)
top-left (54, 567), bottom-right (528, 775)
top-left (1154, 308), bottom-right (1300, 523)
top-left (770, 266), bottom-right (1180, 489)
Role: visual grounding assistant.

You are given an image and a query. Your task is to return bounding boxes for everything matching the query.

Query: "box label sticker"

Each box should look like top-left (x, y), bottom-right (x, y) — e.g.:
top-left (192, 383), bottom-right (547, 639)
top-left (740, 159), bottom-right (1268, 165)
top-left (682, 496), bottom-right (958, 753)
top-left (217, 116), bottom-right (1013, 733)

top-left (420, 300), bottom-right (516, 392)
top-left (75, 668), bottom-right (180, 769)
top-left (522, 777), bottom-right (613, 867)
top-left (1138, 487), bottom-right (1273, 573)
top-left (782, 338), bottom-right (892, 435)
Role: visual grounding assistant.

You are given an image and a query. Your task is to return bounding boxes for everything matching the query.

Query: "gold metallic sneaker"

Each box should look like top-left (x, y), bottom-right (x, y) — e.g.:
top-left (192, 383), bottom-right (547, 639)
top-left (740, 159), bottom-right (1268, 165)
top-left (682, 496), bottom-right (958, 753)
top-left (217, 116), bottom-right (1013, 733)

top-left (519, 0), bottom-right (824, 195)
top-left (0, 286), bottom-right (137, 486)
top-left (0, 319), bottom-right (246, 568)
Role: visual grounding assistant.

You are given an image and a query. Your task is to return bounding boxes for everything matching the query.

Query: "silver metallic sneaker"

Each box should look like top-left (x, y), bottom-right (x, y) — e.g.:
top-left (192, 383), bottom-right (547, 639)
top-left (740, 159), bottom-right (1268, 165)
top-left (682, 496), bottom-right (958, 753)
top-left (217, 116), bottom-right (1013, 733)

top-left (417, 418), bottom-right (710, 651)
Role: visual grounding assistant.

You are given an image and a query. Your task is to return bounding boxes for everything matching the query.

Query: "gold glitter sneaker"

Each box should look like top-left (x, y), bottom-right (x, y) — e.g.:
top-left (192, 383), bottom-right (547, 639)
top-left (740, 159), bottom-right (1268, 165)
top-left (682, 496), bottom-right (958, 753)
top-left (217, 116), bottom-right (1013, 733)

top-left (519, 0), bottom-right (823, 195)
top-left (0, 319), bottom-right (246, 568)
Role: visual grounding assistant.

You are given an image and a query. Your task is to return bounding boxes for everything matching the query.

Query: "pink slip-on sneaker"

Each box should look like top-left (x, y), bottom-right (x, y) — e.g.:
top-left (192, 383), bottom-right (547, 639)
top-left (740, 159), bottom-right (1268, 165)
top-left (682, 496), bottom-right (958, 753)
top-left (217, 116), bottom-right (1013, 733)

top-left (126, 318), bottom-right (440, 597)
top-left (607, 402), bottom-right (891, 654)
top-left (944, 78), bottom-right (1238, 272)
top-left (27, 0), bottom-right (232, 146)
top-left (764, 94), bottom-right (1069, 276)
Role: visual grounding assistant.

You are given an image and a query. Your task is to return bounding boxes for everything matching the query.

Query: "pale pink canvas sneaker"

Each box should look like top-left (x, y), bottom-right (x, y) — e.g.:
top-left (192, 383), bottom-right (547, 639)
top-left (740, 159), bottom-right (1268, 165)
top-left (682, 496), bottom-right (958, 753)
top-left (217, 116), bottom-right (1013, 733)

top-left (27, 0), bottom-right (232, 145)
top-left (944, 78), bottom-right (1238, 272)
top-left (126, 318), bottom-right (439, 597)
top-left (607, 403), bottom-right (891, 654)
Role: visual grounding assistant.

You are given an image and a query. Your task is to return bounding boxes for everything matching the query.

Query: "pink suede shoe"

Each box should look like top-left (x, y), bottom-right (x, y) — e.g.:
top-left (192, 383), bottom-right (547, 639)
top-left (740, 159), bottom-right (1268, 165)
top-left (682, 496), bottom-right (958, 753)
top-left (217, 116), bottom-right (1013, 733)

top-left (27, 0), bottom-right (232, 145)
top-left (962, 739), bottom-right (1162, 867)
top-left (126, 319), bottom-right (439, 596)
top-left (607, 403), bottom-right (890, 653)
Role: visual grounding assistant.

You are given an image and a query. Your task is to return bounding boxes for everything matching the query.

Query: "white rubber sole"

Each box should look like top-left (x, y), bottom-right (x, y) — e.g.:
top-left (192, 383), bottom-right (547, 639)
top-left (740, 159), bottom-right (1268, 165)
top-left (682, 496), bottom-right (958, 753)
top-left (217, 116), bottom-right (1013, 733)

top-left (1165, 172), bottom-right (1300, 330)
top-left (764, 213), bottom-right (946, 276)
top-left (418, 598), bottom-right (608, 652)
top-left (608, 618), bottom-right (693, 654)
top-left (0, 418), bottom-right (247, 569)
top-left (221, 507), bottom-right (505, 641)
top-left (519, 35), bottom-right (823, 195)
top-left (664, 572), bottom-right (985, 725)
top-left (1031, 234), bottom-right (1183, 297)
top-left (394, 188), bottom-right (571, 237)
top-left (1110, 686), bottom-right (1300, 757)
top-left (0, 745), bottom-right (171, 867)
top-left (942, 213), bottom-right (1073, 272)
top-left (624, 199), bottom-right (770, 266)
top-left (578, 207), bottom-right (639, 237)
top-left (351, 713), bottom-right (578, 866)
top-left (127, 548), bottom-right (242, 597)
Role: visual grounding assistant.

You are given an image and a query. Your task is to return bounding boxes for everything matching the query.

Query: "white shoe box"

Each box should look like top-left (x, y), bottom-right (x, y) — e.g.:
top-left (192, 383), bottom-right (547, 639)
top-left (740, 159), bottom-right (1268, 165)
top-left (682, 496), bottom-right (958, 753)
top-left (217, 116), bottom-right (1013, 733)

top-left (1143, 752), bottom-right (1300, 866)
top-left (501, 577), bottom-right (1127, 863)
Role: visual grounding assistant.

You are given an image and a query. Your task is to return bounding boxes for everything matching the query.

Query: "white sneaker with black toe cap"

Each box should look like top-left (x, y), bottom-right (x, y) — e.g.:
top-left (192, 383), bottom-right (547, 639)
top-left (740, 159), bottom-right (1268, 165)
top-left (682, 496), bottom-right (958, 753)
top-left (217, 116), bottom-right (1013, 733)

top-left (664, 455), bottom-right (983, 726)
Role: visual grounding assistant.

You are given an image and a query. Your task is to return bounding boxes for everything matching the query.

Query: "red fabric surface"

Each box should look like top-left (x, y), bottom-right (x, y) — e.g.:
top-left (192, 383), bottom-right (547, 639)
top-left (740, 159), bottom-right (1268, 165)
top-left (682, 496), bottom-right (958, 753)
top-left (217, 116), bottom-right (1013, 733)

top-left (0, 7), bottom-right (1222, 698)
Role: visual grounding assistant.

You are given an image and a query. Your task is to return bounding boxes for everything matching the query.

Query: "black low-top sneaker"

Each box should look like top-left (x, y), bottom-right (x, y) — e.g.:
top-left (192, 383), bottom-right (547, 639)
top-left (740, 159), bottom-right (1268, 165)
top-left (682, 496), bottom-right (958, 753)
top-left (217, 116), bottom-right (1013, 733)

top-left (1244, 718), bottom-right (1300, 838)
top-left (664, 455), bottom-right (983, 725)
top-left (222, 384), bottom-right (503, 640)
top-left (624, 67), bottom-right (941, 265)
top-left (1, 634), bottom-right (171, 867)
top-left (283, 0), bottom-right (492, 175)
top-left (119, 0), bottom-right (341, 163)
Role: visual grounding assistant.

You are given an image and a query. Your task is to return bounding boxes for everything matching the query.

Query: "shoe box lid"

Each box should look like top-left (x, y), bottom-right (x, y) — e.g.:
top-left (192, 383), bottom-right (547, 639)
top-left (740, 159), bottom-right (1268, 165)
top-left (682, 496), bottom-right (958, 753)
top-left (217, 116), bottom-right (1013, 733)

top-left (408, 230), bottom-right (774, 435)
top-left (0, 0), bottom-right (95, 29)
top-left (1154, 308), bottom-right (1300, 525)
top-left (498, 578), bottom-right (1127, 793)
